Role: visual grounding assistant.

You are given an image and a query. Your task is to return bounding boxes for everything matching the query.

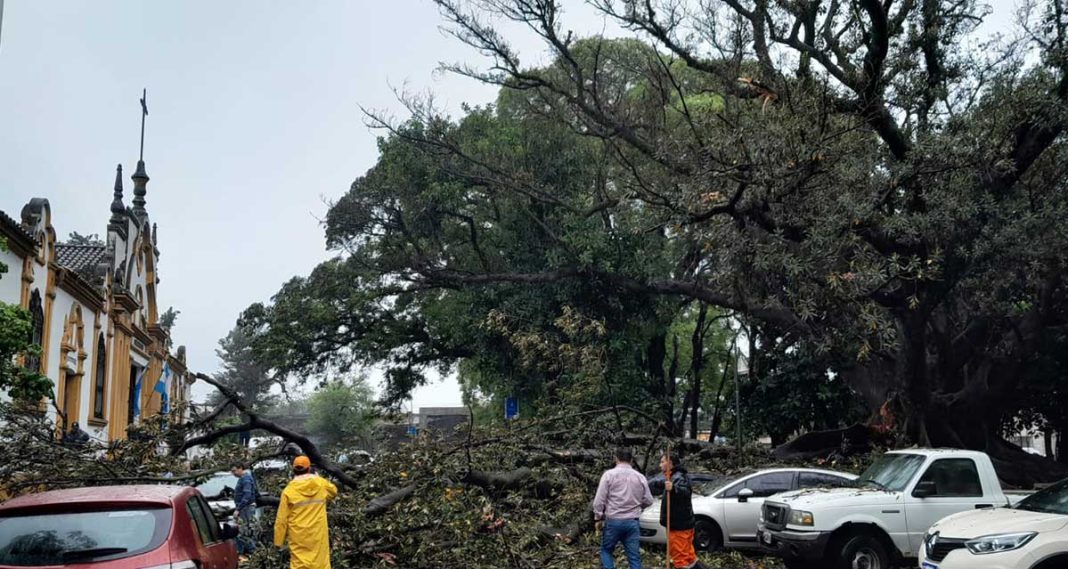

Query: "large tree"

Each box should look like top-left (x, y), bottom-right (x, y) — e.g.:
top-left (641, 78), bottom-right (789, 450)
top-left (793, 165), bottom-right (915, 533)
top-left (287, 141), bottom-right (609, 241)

top-left (404, 0), bottom-right (1068, 484)
top-left (243, 0), bottom-right (1068, 484)
top-left (240, 71), bottom-right (741, 434)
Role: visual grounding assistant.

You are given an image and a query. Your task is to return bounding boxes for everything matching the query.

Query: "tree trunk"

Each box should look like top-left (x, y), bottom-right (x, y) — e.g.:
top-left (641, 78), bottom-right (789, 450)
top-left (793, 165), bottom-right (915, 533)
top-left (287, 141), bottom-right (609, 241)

top-left (897, 310), bottom-right (932, 445)
top-left (666, 334), bottom-right (680, 435)
top-left (689, 304), bottom-right (708, 440)
top-left (707, 345), bottom-right (733, 442)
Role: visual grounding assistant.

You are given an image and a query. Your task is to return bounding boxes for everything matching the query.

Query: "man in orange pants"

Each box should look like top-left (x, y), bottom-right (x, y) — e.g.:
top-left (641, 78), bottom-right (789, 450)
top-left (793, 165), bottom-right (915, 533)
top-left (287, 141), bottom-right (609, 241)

top-left (648, 453), bottom-right (707, 569)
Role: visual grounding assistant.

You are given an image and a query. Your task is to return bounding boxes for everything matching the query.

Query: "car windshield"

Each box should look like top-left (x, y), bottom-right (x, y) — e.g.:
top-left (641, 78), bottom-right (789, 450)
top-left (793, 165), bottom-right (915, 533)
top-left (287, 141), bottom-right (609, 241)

top-left (856, 453), bottom-right (926, 492)
top-left (692, 475), bottom-right (737, 496)
top-left (1016, 478), bottom-right (1068, 515)
top-left (196, 473), bottom-right (235, 499)
top-left (0, 507), bottom-right (172, 566)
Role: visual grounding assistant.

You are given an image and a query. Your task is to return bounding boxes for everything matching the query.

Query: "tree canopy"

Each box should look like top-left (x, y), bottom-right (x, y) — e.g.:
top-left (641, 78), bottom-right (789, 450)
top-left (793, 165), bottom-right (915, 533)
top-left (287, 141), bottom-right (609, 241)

top-left (242, 0), bottom-right (1068, 484)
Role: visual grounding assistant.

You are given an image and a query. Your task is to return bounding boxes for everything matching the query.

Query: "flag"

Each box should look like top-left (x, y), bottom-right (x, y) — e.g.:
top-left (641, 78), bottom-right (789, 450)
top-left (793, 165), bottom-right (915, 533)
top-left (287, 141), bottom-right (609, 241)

top-left (132, 367), bottom-right (145, 419)
top-left (156, 363), bottom-right (170, 414)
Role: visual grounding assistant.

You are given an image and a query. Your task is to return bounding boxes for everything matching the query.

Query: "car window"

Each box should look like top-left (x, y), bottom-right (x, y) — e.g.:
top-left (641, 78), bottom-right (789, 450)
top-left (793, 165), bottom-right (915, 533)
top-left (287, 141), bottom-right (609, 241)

top-left (195, 473), bottom-right (234, 499)
top-left (722, 472), bottom-right (794, 498)
top-left (692, 480), bottom-right (719, 496)
top-left (857, 453), bottom-right (925, 492)
top-left (917, 459), bottom-right (983, 497)
top-left (0, 508), bottom-right (172, 566)
top-left (798, 472), bottom-right (853, 489)
top-left (747, 472), bottom-right (795, 497)
top-left (186, 497), bottom-right (219, 545)
top-left (195, 497), bottom-right (221, 542)
top-left (1016, 478), bottom-right (1068, 515)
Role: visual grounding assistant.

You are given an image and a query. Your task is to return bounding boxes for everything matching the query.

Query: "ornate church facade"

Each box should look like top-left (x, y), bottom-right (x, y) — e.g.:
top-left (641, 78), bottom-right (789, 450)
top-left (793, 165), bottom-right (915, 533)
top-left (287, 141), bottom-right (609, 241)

top-left (0, 158), bottom-right (193, 443)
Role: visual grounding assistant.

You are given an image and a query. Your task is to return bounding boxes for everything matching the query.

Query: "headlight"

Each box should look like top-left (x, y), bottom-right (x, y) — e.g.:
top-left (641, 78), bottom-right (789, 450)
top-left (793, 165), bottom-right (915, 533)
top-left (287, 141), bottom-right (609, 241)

top-left (965, 532), bottom-right (1037, 555)
top-left (788, 509), bottom-right (814, 526)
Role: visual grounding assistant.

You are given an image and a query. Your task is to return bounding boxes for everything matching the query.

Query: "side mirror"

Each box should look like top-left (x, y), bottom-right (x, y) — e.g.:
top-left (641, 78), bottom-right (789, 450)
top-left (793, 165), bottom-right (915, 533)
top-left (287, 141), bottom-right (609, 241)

top-left (913, 481), bottom-right (937, 498)
top-left (738, 488), bottom-right (755, 503)
top-left (220, 523), bottom-right (239, 540)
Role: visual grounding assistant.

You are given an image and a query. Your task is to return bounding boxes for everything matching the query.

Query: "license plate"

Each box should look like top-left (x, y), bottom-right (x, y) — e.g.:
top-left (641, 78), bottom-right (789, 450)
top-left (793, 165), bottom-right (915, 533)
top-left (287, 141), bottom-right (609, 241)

top-left (921, 562), bottom-right (939, 569)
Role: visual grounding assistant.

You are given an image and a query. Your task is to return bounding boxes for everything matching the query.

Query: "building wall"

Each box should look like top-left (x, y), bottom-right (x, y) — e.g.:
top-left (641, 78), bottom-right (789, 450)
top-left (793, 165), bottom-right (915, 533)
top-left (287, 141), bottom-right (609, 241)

top-left (0, 247), bottom-right (21, 302)
top-left (1, 195), bottom-right (190, 446)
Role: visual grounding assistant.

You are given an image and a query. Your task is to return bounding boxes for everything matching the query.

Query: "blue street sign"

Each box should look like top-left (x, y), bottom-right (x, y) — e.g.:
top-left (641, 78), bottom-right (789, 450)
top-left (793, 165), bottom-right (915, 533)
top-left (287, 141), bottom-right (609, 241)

top-left (505, 397), bottom-right (519, 420)
top-left (406, 425), bottom-right (418, 436)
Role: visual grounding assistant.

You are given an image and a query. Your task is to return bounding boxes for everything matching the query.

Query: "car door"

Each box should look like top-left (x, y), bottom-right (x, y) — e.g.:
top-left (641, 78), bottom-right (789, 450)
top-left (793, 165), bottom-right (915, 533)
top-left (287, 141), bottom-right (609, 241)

top-left (187, 494), bottom-right (239, 569)
top-left (720, 471), bottom-right (796, 544)
top-left (903, 458), bottom-right (989, 553)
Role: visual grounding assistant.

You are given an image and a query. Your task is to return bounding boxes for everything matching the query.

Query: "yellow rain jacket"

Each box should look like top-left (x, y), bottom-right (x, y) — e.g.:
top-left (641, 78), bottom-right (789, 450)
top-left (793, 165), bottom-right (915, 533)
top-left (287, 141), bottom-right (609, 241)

top-left (274, 474), bottom-right (339, 569)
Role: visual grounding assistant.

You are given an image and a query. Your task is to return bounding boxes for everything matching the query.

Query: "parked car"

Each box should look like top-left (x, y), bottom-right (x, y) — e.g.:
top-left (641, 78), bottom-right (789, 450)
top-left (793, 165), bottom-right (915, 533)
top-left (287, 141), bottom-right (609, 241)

top-left (758, 449), bottom-right (1033, 569)
top-left (918, 476), bottom-right (1068, 569)
top-left (0, 485), bottom-right (238, 569)
top-left (645, 471), bottom-right (725, 497)
top-left (195, 472), bottom-right (238, 522)
top-left (640, 468), bottom-right (857, 551)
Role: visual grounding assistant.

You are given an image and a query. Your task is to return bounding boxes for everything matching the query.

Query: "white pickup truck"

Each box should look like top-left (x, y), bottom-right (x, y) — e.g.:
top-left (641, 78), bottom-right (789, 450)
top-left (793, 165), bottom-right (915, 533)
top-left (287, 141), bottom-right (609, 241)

top-left (756, 449), bottom-right (1031, 569)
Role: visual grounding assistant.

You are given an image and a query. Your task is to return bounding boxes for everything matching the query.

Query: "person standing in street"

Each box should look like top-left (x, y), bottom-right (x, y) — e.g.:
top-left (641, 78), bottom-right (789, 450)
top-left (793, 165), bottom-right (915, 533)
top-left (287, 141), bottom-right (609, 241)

top-left (647, 453), bottom-right (706, 569)
top-left (592, 448), bottom-right (654, 569)
top-left (274, 456), bottom-right (338, 569)
top-left (231, 463), bottom-right (258, 561)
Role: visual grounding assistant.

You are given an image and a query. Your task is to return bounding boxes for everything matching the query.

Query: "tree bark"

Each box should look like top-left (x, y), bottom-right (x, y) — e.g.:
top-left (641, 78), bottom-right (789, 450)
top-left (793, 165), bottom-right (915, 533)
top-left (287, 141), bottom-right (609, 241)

top-left (689, 304), bottom-right (709, 439)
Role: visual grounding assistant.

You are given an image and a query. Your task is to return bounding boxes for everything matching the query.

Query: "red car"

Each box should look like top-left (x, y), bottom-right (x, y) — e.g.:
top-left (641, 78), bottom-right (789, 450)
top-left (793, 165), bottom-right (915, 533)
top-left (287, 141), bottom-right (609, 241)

top-left (0, 485), bottom-right (239, 569)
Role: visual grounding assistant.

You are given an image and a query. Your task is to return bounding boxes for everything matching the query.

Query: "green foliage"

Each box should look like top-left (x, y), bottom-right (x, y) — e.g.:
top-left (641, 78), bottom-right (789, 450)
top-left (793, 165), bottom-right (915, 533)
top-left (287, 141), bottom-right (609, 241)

top-left (64, 232), bottom-right (103, 246)
top-left (0, 238), bottom-right (51, 401)
top-left (305, 378), bottom-right (377, 449)
top-left (159, 307), bottom-right (180, 331)
top-left (240, 43), bottom-right (703, 423)
top-left (740, 345), bottom-right (865, 447)
top-left (206, 324), bottom-right (276, 412)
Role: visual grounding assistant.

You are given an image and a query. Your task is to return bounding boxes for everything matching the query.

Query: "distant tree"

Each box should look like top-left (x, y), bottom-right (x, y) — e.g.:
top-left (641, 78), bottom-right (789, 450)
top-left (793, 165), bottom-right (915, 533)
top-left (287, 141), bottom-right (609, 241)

top-left (0, 238), bottom-right (51, 401)
top-left (206, 325), bottom-right (276, 413)
top-left (306, 378), bottom-right (377, 449)
top-left (159, 307), bottom-right (180, 332)
top-left (65, 232), bottom-right (103, 247)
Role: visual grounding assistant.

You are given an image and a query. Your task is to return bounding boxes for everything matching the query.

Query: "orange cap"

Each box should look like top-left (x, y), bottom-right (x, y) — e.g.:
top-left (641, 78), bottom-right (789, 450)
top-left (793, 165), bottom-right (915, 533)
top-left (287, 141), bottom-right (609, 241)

top-left (293, 455), bottom-right (311, 470)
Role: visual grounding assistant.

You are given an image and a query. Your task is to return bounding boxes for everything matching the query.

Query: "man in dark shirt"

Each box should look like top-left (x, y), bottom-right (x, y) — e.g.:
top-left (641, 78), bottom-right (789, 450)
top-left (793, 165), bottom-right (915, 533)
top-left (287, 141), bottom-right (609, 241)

top-left (231, 463), bottom-right (258, 559)
top-left (647, 453), bottom-right (707, 569)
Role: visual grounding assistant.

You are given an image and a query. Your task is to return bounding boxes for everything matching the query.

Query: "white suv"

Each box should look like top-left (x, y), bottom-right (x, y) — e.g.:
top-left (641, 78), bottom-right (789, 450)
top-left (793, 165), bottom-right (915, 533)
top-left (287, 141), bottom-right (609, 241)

top-left (919, 477), bottom-right (1068, 569)
top-left (640, 468), bottom-right (856, 551)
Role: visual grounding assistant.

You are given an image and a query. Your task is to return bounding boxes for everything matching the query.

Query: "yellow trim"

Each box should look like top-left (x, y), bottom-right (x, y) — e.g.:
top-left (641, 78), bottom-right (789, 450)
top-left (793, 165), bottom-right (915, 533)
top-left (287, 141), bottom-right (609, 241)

top-left (88, 330), bottom-right (108, 425)
top-left (107, 329), bottom-right (132, 441)
top-left (19, 256), bottom-right (33, 308)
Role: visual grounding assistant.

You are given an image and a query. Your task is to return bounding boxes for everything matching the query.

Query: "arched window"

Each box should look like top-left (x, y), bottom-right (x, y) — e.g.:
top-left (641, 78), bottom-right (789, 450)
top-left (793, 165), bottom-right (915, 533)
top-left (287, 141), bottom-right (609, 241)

top-left (26, 290), bottom-right (44, 373)
top-left (93, 334), bottom-right (107, 420)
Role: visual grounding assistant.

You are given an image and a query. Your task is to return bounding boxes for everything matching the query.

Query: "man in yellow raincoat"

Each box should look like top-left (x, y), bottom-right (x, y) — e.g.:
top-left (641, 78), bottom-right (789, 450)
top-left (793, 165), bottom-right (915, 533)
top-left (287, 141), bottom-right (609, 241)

top-left (274, 456), bottom-right (339, 569)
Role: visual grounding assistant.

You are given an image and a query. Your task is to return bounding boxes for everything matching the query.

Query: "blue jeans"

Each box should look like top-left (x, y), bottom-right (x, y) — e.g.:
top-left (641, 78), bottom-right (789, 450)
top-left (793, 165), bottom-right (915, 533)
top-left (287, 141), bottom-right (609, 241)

top-left (236, 505), bottom-right (257, 555)
top-left (600, 519), bottom-right (642, 569)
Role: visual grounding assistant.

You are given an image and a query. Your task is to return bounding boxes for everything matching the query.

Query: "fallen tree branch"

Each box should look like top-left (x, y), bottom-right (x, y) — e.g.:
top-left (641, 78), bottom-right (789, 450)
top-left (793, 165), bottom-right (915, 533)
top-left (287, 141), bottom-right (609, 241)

top-left (364, 483), bottom-right (418, 516)
top-left (186, 373), bottom-right (361, 488)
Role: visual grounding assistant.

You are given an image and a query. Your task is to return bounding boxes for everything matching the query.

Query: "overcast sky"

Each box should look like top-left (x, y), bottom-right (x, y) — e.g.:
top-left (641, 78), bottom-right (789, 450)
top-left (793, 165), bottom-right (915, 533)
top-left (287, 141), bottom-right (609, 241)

top-left (0, 1), bottom-right (617, 411)
top-left (0, 1), bottom-right (1014, 410)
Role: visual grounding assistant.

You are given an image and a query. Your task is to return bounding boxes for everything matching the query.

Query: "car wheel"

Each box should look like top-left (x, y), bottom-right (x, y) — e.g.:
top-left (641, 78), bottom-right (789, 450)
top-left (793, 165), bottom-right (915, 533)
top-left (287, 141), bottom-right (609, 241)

top-left (692, 519), bottom-right (722, 552)
top-left (834, 533), bottom-right (890, 569)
